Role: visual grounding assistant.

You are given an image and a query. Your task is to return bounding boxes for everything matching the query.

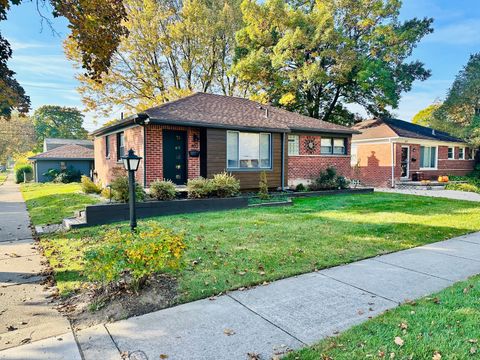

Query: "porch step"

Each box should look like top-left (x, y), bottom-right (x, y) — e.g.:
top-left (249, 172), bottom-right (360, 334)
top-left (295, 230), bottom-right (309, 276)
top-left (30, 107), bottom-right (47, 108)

top-left (395, 181), bottom-right (446, 190)
top-left (63, 217), bottom-right (88, 230)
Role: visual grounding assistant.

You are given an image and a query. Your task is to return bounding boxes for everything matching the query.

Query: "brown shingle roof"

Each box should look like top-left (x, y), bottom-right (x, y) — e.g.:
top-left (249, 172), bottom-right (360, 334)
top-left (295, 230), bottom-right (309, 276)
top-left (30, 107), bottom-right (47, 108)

top-left (353, 118), bottom-right (464, 143)
top-left (93, 93), bottom-right (357, 135)
top-left (29, 144), bottom-right (94, 160)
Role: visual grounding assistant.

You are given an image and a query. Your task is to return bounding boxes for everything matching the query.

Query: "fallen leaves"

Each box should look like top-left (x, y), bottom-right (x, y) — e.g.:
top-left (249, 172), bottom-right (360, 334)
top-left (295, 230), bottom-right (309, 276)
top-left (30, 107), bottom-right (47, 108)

top-left (394, 337), bottom-right (404, 346)
top-left (432, 351), bottom-right (441, 360)
top-left (223, 328), bottom-right (235, 336)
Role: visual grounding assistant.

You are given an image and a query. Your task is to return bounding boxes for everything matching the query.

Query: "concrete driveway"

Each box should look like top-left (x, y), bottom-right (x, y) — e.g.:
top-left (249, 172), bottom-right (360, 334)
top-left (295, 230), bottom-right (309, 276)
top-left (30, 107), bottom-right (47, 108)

top-left (377, 187), bottom-right (480, 201)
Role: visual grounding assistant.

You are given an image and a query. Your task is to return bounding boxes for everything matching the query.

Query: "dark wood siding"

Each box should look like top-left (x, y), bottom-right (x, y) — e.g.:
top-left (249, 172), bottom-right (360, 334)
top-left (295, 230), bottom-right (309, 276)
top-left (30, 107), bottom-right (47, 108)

top-left (206, 128), bottom-right (287, 190)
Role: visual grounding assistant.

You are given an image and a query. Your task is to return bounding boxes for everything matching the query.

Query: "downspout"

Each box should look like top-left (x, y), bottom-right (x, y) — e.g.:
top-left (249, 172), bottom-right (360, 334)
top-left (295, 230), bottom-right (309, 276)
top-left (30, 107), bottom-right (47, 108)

top-left (390, 139), bottom-right (395, 188)
top-left (281, 132), bottom-right (285, 191)
top-left (143, 125), bottom-right (147, 188)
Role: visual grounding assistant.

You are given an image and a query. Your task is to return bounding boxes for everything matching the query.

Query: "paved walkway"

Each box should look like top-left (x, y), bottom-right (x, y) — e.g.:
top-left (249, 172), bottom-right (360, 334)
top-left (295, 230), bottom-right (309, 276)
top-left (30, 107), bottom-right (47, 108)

top-left (0, 175), bottom-right (80, 359)
top-left (72, 232), bottom-right (480, 360)
top-left (377, 187), bottom-right (480, 202)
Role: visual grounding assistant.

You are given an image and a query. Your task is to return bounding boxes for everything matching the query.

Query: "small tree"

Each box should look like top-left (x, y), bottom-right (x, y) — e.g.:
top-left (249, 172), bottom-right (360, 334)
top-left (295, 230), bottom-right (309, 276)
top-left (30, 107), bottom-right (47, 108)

top-left (258, 171), bottom-right (270, 200)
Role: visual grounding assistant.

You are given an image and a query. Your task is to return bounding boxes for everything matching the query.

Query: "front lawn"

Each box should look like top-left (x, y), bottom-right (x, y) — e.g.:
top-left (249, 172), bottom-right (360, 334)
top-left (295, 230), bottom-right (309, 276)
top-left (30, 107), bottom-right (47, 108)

top-left (21, 182), bottom-right (101, 225)
top-left (41, 192), bottom-right (480, 302)
top-left (287, 274), bottom-right (480, 359)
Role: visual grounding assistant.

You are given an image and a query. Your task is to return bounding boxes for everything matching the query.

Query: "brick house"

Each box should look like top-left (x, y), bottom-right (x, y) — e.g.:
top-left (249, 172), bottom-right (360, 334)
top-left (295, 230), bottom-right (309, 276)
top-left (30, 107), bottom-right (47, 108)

top-left (92, 93), bottom-right (357, 190)
top-left (351, 118), bottom-right (476, 187)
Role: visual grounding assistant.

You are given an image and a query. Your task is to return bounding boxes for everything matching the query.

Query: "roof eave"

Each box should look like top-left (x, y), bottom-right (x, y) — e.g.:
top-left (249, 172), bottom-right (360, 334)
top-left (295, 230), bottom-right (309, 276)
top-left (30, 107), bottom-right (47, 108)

top-left (289, 126), bottom-right (359, 135)
top-left (148, 118), bottom-right (290, 133)
top-left (29, 157), bottom-right (94, 161)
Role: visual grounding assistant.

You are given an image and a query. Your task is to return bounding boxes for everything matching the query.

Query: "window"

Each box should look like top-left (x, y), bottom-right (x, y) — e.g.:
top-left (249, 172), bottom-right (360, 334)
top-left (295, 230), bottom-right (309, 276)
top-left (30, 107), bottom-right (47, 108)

top-left (321, 138), bottom-right (346, 155)
top-left (468, 148), bottom-right (475, 160)
top-left (447, 147), bottom-right (454, 160)
top-left (105, 135), bottom-right (110, 158)
top-left (420, 146), bottom-right (437, 169)
top-left (459, 147), bottom-right (465, 160)
top-left (227, 131), bottom-right (271, 169)
top-left (60, 161), bottom-right (66, 170)
top-left (116, 132), bottom-right (125, 161)
top-left (288, 135), bottom-right (299, 155)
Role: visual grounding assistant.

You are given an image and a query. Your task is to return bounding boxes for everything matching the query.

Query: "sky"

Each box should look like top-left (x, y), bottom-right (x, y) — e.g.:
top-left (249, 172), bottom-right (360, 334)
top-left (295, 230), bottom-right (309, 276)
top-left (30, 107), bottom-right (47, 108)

top-left (1, 0), bottom-right (480, 132)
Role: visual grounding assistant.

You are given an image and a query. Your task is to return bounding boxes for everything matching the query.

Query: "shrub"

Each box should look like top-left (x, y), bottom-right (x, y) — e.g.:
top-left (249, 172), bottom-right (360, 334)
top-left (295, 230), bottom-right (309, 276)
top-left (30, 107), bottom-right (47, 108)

top-left (101, 186), bottom-right (114, 200)
top-left (258, 171), bottom-right (270, 200)
top-left (84, 222), bottom-right (186, 290)
top-left (445, 183), bottom-right (479, 193)
top-left (42, 168), bottom-right (60, 182)
top-left (150, 180), bottom-right (177, 201)
top-left (309, 166), bottom-right (350, 191)
top-left (81, 176), bottom-right (102, 194)
top-left (187, 177), bottom-right (214, 198)
top-left (337, 176), bottom-right (350, 189)
top-left (110, 175), bottom-right (145, 202)
top-left (15, 164), bottom-right (33, 183)
top-left (211, 172), bottom-right (240, 198)
top-left (295, 183), bottom-right (306, 192)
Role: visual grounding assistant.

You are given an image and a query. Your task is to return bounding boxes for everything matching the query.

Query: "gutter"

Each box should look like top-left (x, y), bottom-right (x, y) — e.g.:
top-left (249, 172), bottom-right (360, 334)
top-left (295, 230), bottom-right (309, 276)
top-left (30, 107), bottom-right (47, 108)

top-left (281, 133), bottom-right (285, 191)
top-left (390, 139), bottom-right (395, 188)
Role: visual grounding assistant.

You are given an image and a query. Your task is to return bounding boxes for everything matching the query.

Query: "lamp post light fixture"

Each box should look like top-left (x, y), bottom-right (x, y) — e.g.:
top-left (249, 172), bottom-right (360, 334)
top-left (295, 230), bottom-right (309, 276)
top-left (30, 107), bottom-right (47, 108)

top-left (121, 149), bottom-right (142, 231)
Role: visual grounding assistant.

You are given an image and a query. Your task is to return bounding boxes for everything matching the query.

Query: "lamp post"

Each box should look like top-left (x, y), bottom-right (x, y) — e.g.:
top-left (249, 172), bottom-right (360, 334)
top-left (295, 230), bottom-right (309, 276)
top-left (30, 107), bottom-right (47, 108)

top-left (121, 149), bottom-right (142, 231)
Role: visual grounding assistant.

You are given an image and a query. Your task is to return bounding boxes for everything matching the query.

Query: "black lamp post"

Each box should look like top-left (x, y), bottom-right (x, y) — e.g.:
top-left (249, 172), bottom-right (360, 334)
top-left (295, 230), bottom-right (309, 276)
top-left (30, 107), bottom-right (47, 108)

top-left (121, 149), bottom-right (142, 231)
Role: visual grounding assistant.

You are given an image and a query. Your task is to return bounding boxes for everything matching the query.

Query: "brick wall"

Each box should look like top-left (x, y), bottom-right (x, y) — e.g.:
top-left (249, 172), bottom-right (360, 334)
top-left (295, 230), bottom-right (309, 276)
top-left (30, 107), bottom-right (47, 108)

top-left (354, 142), bottom-right (393, 187)
top-left (403, 144), bottom-right (475, 180)
top-left (287, 134), bottom-right (352, 186)
top-left (352, 141), bottom-right (476, 187)
top-left (94, 125), bottom-right (145, 187)
top-left (145, 124), bottom-right (201, 186)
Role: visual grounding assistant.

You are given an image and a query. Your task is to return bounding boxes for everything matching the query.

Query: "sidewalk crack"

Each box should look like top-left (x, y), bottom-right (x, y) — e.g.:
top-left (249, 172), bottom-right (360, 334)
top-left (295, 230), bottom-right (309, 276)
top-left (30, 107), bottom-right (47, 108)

top-left (226, 293), bottom-right (307, 346)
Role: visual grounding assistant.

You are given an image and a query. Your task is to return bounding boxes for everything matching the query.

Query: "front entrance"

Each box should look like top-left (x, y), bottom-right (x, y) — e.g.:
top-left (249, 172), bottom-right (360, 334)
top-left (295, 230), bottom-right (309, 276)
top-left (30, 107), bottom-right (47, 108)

top-left (163, 130), bottom-right (187, 185)
top-left (401, 146), bottom-right (410, 179)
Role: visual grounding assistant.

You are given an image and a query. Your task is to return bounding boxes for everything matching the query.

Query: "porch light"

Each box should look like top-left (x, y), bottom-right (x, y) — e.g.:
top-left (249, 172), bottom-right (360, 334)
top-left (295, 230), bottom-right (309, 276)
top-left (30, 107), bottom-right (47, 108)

top-left (122, 149), bottom-right (142, 172)
top-left (121, 149), bottom-right (142, 231)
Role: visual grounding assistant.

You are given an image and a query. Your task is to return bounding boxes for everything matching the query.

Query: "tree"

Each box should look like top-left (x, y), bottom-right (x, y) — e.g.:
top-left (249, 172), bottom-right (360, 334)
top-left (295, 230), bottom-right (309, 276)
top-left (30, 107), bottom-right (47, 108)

top-left (0, 0), bottom-right (128, 119)
top-left (32, 105), bottom-right (89, 151)
top-left (412, 103), bottom-right (441, 127)
top-left (0, 112), bottom-right (36, 163)
top-left (431, 54), bottom-right (480, 146)
top-left (65, 0), bottom-right (244, 116)
top-left (232, 0), bottom-right (433, 125)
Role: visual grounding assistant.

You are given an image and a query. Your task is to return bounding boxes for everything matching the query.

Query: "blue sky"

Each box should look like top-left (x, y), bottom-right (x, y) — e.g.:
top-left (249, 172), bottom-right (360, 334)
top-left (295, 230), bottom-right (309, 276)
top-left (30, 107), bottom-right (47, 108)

top-left (1, 0), bottom-right (480, 131)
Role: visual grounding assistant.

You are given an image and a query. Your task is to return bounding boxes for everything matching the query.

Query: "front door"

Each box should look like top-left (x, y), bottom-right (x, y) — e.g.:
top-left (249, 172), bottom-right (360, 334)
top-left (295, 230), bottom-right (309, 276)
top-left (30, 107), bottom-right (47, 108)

top-left (163, 130), bottom-right (187, 185)
top-left (401, 146), bottom-right (410, 179)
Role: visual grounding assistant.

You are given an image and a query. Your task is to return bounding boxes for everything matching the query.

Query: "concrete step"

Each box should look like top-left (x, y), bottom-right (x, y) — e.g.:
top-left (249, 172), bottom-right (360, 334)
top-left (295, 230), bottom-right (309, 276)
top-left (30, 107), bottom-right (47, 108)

top-left (62, 217), bottom-right (88, 230)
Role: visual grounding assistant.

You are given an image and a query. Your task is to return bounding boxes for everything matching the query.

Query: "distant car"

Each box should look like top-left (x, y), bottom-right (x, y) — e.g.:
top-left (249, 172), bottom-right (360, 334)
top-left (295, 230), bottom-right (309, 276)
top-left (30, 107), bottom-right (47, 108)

top-left (0, 165), bottom-right (6, 172)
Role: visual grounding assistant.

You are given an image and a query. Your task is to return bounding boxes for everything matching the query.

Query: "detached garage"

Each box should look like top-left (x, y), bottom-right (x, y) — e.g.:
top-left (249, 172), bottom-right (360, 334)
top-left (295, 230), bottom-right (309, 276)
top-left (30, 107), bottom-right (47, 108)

top-left (29, 144), bottom-right (94, 183)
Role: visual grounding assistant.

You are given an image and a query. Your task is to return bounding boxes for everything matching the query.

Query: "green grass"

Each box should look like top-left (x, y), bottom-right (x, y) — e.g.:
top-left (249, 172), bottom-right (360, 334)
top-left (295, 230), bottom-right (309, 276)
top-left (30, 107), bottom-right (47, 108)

top-left (21, 182), bottom-right (101, 225)
top-left (41, 192), bottom-right (480, 299)
top-left (286, 275), bottom-right (480, 359)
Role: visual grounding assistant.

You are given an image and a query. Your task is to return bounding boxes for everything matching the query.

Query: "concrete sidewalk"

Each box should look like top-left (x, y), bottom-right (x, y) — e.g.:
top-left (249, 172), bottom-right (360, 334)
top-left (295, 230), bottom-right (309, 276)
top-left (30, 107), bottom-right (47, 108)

top-left (73, 232), bottom-right (480, 360)
top-left (377, 187), bottom-right (480, 202)
top-left (0, 175), bottom-right (81, 359)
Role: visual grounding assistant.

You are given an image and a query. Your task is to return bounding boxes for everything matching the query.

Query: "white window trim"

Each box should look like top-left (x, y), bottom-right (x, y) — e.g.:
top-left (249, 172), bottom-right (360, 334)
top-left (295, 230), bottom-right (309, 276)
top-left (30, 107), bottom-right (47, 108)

top-left (288, 135), bottom-right (299, 156)
top-left (447, 147), bottom-right (454, 160)
top-left (419, 145), bottom-right (439, 170)
top-left (321, 137), bottom-right (347, 155)
top-left (458, 147), bottom-right (465, 160)
top-left (226, 131), bottom-right (272, 170)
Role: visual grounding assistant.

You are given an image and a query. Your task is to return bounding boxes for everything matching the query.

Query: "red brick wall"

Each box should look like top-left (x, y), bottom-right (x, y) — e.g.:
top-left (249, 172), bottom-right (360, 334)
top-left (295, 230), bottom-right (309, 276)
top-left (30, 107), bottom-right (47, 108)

top-left (353, 142), bottom-right (394, 187)
top-left (352, 141), bottom-right (476, 187)
top-left (94, 125), bottom-right (145, 187)
top-left (145, 124), bottom-right (201, 186)
top-left (287, 134), bottom-right (352, 185)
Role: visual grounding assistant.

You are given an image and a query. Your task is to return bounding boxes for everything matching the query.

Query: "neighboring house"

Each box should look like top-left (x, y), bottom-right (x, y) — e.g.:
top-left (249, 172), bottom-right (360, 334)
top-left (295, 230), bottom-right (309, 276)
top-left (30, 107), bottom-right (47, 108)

top-left (351, 118), bottom-right (476, 187)
top-left (29, 144), bottom-right (94, 183)
top-left (43, 138), bottom-right (93, 152)
top-left (92, 93), bottom-right (357, 190)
